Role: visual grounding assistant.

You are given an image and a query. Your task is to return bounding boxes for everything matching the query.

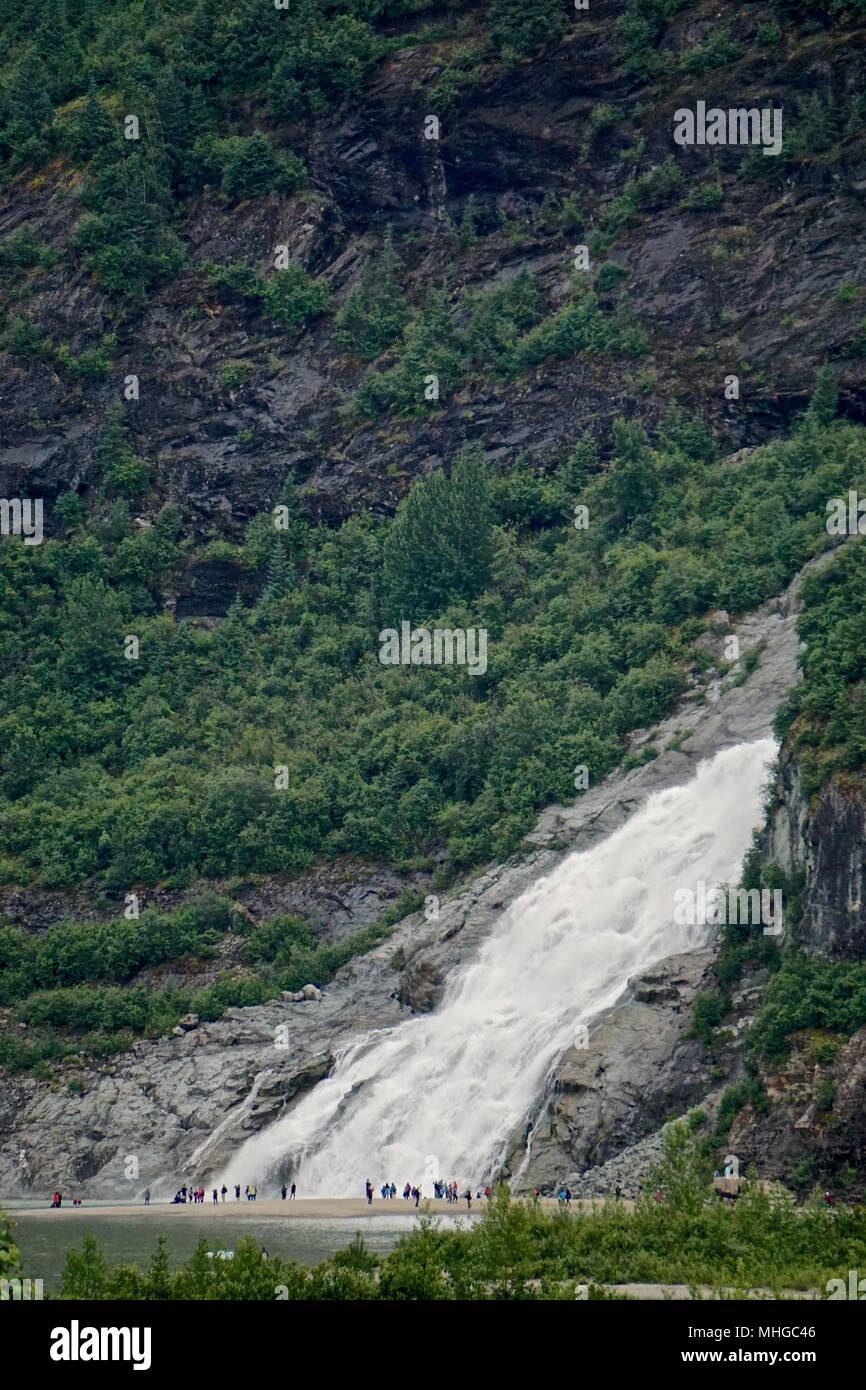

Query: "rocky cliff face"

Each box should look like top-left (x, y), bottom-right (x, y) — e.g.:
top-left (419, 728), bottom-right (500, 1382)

top-left (765, 748), bottom-right (866, 960)
top-left (3, 6), bottom-right (866, 552)
top-left (727, 1022), bottom-right (866, 1197)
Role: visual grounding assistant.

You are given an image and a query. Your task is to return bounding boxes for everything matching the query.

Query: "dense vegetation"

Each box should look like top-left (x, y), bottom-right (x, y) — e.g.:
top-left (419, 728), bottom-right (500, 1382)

top-left (51, 1125), bottom-right (866, 1297)
top-left (1, 387), bottom-right (863, 893)
top-left (0, 890), bottom-right (421, 1075)
top-left (777, 542), bottom-right (866, 797)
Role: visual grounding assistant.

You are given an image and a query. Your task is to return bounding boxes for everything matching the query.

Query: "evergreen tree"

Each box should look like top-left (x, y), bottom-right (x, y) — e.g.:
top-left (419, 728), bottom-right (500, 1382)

top-left (152, 72), bottom-right (195, 194)
top-left (489, 0), bottom-right (569, 60)
top-left (71, 85), bottom-right (116, 164)
top-left (260, 538), bottom-right (292, 602)
top-left (382, 444), bottom-right (494, 617)
top-left (334, 227), bottom-right (409, 360)
top-left (220, 132), bottom-right (281, 201)
top-left (3, 54), bottom-right (54, 162)
top-left (356, 288), bottom-right (462, 416)
top-left (806, 365), bottom-right (839, 427)
top-left (608, 417), bottom-right (657, 526)
top-left (182, 0), bottom-right (219, 85)
top-left (35, 0), bottom-right (84, 104)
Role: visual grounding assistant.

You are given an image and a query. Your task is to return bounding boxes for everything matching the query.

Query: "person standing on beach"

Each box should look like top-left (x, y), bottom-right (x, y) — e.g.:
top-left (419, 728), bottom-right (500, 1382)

top-left (281, 1185), bottom-right (287, 1200)
top-left (235, 1184), bottom-right (240, 1201)
top-left (221, 1185), bottom-right (227, 1203)
top-left (290, 1183), bottom-right (296, 1199)
top-left (212, 1188), bottom-right (218, 1205)
top-left (144, 1187), bottom-right (151, 1206)
top-left (365, 1179), bottom-right (373, 1205)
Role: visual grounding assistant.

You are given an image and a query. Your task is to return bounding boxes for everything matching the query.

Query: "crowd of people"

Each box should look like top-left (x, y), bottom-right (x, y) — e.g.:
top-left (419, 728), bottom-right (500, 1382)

top-left (167, 1181), bottom-right (296, 1204)
top-left (363, 1178), bottom-right (494, 1208)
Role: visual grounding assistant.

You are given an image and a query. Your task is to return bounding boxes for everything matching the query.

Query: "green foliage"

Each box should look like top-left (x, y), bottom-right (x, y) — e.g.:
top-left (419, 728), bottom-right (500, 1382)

top-left (588, 103), bottom-right (619, 137)
top-left (680, 182), bottom-right (724, 212)
top-left (749, 952), bottom-right (866, 1059)
top-left (677, 25), bottom-right (744, 74)
top-left (334, 229), bottom-right (409, 360)
top-left (776, 541), bottom-right (866, 793)
top-left (489, 0), bottom-right (569, 61)
top-left (382, 444), bottom-right (495, 617)
top-left (757, 19), bottom-right (783, 45)
top-left (0, 227), bottom-right (60, 271)
top-left (456, 195), bottom-right (482, 249)
top-left (1, 381), bottom-right (865, 901)
top-left (714, 1070), bottom-right (769, 1141)
top-left (54, 492), bottom-right (87, 528)
top-left (805, 365), bottom-right (839, 427)
top-left (0, 1210), bottom-right (21, 1286)
top-left (616, 0), bottom-right (687, 80)
top-left (265, 9), bottom-right (384, 120)
top-left (690, 988), bottom-right (729, 1043)
top-left (95, 406), bottom-right (150, 498)
top-left (462, 270), bottom-right (540, 376)
top-left (194, 133), bottom-right (306, 202)
top-left (55, 335), bottom-right (117, 381)
top-left (790, 93), bottom-right (841, 157)
top-left (204, 260), bottom-right (331, 331)
top-left (354, 287), bottom-right (462, 415)
top-left (0, 889), bottom-right (421, 1068)
top-left (558, 191), bottom-right (584, 233)
top-left (218, 361), bottom-right (253, 392)
top-left (597, 261), bottom-right (627, 292)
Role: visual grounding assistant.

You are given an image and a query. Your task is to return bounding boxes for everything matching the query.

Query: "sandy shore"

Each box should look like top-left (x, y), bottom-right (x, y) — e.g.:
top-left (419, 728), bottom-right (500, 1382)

top-left (10, 1196), bottom-right (626, 1220)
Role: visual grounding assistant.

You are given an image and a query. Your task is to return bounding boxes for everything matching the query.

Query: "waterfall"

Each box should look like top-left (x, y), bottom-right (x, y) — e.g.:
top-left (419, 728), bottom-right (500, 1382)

top-left (219, 739), bottom-right (776, 1196)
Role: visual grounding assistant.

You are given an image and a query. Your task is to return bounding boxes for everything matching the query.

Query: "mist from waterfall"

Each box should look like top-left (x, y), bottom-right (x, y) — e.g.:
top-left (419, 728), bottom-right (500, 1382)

top-left (219, 739), bottom-right (776, 1196)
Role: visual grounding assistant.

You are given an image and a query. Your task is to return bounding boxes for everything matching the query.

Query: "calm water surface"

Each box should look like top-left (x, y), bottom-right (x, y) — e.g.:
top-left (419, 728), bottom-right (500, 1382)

top-left (7, 1206), bottom-right (472, 1293)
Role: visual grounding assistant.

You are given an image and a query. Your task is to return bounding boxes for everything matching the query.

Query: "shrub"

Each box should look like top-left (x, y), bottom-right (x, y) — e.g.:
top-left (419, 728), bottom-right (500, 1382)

top-left (194, 133), bottom-right (306, 201)
top-left (489, 0), bottom-right (569, 60)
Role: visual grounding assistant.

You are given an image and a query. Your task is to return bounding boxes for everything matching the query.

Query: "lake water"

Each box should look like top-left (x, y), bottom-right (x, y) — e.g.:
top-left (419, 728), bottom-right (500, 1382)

top-left (8, 1208), bottom-right (469, 1294)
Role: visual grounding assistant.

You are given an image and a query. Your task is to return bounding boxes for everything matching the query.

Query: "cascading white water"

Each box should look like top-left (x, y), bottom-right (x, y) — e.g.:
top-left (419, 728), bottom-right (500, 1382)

top-left (220, 739), bottom-right (776, 1196)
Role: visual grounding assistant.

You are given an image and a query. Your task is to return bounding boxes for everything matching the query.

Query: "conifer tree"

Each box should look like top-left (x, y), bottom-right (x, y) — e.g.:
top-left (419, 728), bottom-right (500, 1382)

top-left (73, 85), bottom-right (115, 164)
top-left (260, 539), bottom-right (292, 602)
top-left (335, 227), bottom-right (409, 361)
top-left (806, 365), bottom-right (839, 427)
top-left (382, 444), bottom-right (494, 618)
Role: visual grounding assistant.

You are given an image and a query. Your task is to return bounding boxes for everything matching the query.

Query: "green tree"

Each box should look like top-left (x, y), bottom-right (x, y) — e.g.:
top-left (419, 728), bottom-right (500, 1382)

top-left (70, 87), bottom-right (116, 165)
top-left (61, 1232), bottom-right (110, 1299)
top-left (355, 288), bottom-right (462, 415)
top-left (805, 365), bottom-right (838, 428)
top-left (334, 227), bottom-right (409, 360)
top-left (95, 407), bottom-right (150, 498)
top-left (382, 444), bottom-right (494, 617)
top-left (223, 135), bottom-right (272, 199)
top-left (260, 538), bottom-right (292, 602)
top-left (489, 0), bottom-right (569, 60)
top-left (608, 417), bottom-right (657, 526)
